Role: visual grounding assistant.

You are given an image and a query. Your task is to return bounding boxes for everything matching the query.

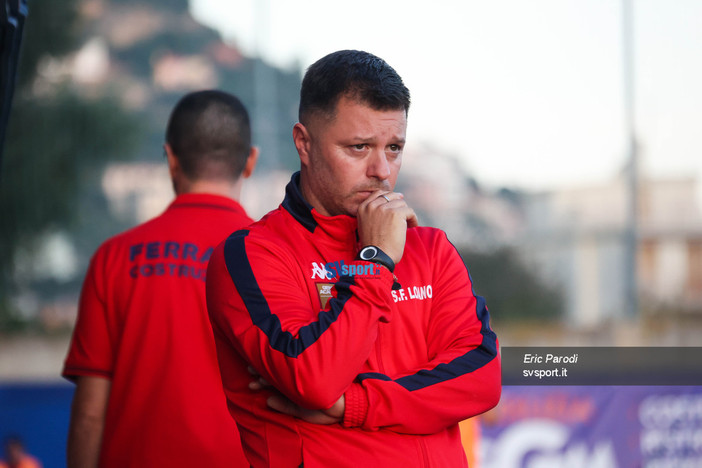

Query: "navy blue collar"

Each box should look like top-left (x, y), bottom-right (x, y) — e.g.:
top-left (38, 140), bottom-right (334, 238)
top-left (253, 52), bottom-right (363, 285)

top-left (281, 172), bottom-right (359, 247)
top-left (282, 172), bottom-right (318, 233)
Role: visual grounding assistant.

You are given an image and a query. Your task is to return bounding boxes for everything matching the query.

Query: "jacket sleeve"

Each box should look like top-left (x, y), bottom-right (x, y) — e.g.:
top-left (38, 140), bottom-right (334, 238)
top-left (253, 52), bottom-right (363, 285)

top-left (206, 229), bottom-right (395, 410)
top-left (342, 230), bottom-right (501, 434)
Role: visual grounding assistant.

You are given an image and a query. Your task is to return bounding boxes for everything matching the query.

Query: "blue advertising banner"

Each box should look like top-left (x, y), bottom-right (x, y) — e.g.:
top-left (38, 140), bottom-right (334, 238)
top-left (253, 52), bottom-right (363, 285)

top-left (0, 382), bottom-right (73, 468)
top-left (478, 386), bottom-right (702, 467)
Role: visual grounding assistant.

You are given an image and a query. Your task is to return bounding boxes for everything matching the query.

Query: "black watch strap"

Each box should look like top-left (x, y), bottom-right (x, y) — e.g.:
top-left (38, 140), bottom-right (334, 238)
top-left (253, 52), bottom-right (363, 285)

top-left (357, 245), bottom-right (395, 273)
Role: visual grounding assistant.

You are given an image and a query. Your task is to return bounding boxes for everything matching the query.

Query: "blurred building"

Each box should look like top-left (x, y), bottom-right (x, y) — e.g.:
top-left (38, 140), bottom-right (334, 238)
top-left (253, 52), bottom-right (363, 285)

top-left (101, 161), bottom-right (290, 225)
top-left (518, 173), bottom-right (702, 326)
top-left (639, 177), bottom-right (702, 314)
top-left (101, 162), bottom-right (172, 223)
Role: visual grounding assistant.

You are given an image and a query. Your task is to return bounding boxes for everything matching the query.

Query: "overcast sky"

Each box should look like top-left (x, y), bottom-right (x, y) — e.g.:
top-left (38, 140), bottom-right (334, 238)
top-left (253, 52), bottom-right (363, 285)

top-left (191, 0), bottom-right (702, 196)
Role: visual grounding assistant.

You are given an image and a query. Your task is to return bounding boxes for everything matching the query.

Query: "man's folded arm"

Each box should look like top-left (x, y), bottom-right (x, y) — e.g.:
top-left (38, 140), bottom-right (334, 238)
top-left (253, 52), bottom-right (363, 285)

top-left (342, 231), bottom-right (501, 434)
top-left (207, 230), bottom-right (395, 409)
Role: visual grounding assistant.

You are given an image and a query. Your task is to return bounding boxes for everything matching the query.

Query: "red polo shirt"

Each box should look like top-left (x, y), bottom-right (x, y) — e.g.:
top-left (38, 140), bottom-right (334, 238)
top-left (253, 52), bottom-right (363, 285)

top-left (64, 193), bottom-right (251, 467)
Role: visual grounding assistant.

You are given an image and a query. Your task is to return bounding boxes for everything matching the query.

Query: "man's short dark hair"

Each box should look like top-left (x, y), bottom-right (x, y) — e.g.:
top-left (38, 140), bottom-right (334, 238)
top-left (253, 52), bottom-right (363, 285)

top-left (166, 90), bottom-right (251, 181)
top-left (299, 50), bottom-right (411, 124)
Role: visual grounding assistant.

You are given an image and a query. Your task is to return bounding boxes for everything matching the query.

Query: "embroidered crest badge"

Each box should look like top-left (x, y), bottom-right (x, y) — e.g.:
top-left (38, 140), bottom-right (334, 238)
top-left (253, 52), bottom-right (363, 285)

top-left (316, 282), bottom-right (334, 309)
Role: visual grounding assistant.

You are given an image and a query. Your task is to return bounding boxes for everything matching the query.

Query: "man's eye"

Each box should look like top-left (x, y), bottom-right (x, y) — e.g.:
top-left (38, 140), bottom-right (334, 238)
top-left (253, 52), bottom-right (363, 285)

top-left (352, 144), bottom-right (366, 150)
top-left (389, 144), bottom-right (402, 152)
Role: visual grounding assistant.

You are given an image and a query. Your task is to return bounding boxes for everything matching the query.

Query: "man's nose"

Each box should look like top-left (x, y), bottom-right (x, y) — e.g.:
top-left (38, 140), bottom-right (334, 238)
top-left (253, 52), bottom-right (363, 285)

top-left (367, 149), bottom-right (391, 180)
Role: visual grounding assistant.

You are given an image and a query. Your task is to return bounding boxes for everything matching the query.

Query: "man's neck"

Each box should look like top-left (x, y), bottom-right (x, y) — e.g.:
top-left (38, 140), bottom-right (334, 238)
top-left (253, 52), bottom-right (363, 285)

top-left (177, 179), bottom-right (242, 200)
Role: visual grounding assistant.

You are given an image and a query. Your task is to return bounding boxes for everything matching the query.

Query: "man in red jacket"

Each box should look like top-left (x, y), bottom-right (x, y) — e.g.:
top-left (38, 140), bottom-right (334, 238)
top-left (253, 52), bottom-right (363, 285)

top-left (63, 90), bottom-right (257, 467)
top-left (207, 50), bottom-right (501, 467)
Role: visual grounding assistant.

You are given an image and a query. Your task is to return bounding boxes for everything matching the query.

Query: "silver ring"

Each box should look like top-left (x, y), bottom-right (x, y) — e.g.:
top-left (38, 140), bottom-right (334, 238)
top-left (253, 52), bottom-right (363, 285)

top-left (381, 194), bottom-right (391, 203)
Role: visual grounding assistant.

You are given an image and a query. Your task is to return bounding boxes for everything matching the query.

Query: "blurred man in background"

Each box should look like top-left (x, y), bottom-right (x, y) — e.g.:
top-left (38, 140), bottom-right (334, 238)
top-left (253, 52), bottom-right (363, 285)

top-left (0, 436), bottom-right (42, 468)
top-left (207, 50), bottom-right (500, 467)
top-left (63, 90), bottom-right (257, 467)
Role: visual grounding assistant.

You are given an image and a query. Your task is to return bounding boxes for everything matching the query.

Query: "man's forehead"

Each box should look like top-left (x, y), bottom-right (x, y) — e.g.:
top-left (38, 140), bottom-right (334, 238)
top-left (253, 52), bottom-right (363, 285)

top-left (338, 94), bottom-right (407, 116)
top-left (306, 97), bottom-right (406, 134)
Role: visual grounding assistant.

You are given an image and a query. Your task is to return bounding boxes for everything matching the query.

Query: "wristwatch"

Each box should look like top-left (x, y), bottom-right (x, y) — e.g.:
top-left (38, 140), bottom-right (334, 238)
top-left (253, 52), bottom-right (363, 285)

top-left (357, 245), bottom-right (395, 273)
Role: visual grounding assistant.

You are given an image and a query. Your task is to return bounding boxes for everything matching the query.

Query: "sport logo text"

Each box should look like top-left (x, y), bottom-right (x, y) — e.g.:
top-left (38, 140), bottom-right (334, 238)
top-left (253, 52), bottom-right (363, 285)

top-left (310, 261), bottom-right (381, 280)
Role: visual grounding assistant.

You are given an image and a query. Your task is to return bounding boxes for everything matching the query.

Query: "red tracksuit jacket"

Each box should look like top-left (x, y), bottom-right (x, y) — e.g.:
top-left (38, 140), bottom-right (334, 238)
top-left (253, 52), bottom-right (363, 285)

top-left (207, 173), bottom-right (501, 468)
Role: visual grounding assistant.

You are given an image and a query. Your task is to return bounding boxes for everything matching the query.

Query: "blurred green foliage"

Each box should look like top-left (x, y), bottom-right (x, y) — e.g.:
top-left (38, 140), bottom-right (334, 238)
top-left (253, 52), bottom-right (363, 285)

top-left (460, 246), bottom-right (564, 322)
top-left (0, 0), bottom-right (303, 333)
top-left (0, 0), bottom-right (142, 330)
top-left (14, 0), bottom-right (81, 90)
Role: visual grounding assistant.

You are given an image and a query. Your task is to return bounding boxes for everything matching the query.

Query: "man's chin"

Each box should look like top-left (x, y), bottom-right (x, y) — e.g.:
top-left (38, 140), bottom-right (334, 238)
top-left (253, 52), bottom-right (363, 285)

top-left (340, 204), bottom-right (359, 218)
top-left (339, 201), bottom-right (361, 218)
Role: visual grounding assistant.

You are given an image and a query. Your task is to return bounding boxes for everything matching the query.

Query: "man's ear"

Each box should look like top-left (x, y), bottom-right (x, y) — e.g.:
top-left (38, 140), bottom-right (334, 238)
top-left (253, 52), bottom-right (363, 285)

top-left (292, 123), bottom-right (312, 167)
top-left (164, 143), bottom-right (180, 180)
top-left (241, 146), bottom-right (259, 179)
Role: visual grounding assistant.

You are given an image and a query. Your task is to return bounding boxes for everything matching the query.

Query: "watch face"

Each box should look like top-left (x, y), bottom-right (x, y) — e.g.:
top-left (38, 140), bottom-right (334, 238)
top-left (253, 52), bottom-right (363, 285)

top-left (360, 246), bottom-right (378, 260)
